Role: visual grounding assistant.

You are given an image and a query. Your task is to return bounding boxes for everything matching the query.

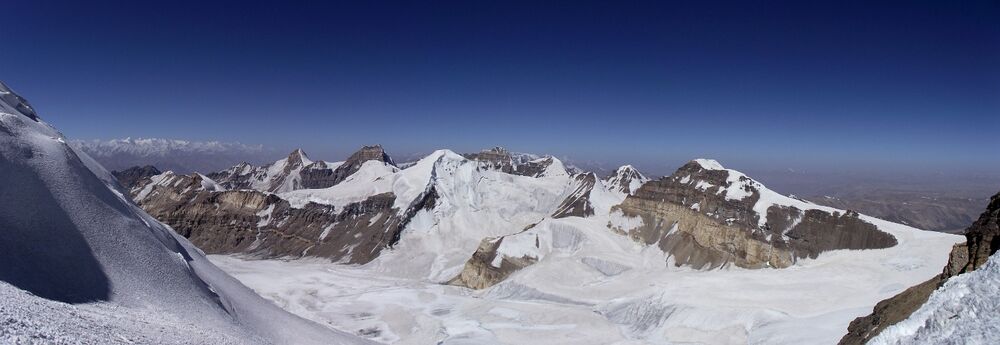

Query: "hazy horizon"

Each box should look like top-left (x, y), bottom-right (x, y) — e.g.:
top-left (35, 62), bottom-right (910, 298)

top-left (5, 1), bottom-right (998, 177)
top-left (71, 136), bottom-right (1000, 199)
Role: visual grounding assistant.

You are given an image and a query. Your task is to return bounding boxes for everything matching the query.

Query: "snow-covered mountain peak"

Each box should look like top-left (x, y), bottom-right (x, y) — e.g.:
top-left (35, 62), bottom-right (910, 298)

top-left (604, 164), bottom-right (650, 195)
top-left (287, 148), bottom-right (310, 165)
top-left (274, 148), bottom-right (313, 171)
top-left (692, 158), bottom-right (726, 170)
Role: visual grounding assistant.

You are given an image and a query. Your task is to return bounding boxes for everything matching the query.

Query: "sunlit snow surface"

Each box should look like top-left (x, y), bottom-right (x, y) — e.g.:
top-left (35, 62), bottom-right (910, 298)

top-left (870, 251), bottom-right (1000, 345)
top-left (0, 81), bottom-right (372, 345)
top-left (210, 212), bottom-right (960, 345)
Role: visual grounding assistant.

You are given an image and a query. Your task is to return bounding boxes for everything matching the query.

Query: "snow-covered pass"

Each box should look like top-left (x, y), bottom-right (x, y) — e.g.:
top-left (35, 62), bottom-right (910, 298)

top-left (0, 81), bottom-right (374, 344)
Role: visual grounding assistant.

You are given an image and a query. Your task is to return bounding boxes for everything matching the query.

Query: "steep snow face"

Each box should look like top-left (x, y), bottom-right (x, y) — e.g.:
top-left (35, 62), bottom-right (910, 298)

top-left (206, 149), bottom-right (318, 193)
top-left (603, 165), bottom-right (650, 195)
top-left (870, 251), bottom-right (1000, 345)
top-left (0, 82), bottom-right (369, 345)
top-left (282, 159), bottom-right (401, 210)
top-left (321, 149), bottom-right (580, 281)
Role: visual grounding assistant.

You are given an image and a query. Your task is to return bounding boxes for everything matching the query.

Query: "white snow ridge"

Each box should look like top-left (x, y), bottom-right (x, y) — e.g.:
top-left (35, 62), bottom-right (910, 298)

top-left (0, 81), bottom-right (373, 345)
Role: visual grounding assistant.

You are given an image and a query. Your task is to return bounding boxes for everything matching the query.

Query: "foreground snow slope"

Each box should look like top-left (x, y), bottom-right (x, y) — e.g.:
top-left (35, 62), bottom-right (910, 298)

top-left (871, 251), bottom-right (1000, 345)
top-left (0, 81), bottom-right (371, 345)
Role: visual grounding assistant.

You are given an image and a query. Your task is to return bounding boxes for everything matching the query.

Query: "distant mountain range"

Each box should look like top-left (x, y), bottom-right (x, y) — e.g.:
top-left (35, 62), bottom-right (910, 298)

top-left (70, 137), bottom-right (273, 173)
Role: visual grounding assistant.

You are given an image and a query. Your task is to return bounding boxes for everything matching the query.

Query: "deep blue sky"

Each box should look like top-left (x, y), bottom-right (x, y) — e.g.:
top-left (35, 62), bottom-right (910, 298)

top-left (2, 1), bottom-right (998, 175)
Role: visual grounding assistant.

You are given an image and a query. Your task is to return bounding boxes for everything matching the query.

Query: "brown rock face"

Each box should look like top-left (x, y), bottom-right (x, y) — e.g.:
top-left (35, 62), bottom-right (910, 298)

top-left (552, 173), bottom-right (597, 218)
top-left (319, 145), bottom-right (394, 189)
top-left (450, 233), bottom-right (538, 290)
top-left (839, 191), bottom-right (999, 345)
top-left (512, 157), bottom-right (557, 177)
top-left (124, 170), bottom-right (435, 264)
top-left (961, 193), bottom-right (1000, 272)
top-left (299, 160), bottom-right (340, 189)
top-left (612, 161), bottom-right (896, 269)
top-left (205, 146), bottom-right (395, 192)
top-left (111, 165), bottom-right (161, 190)
top-left (463, 147), bottom-right (517, 174)
top-left (206, 149), bottom-right (312, 192)
top-left (462, 147), bottom-right (559, 177)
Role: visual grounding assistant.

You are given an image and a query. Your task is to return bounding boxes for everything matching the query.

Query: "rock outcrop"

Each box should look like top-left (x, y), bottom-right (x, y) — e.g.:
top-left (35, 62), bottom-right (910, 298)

top-left (320, 145), bottom-right (395, 188)
top-left (111, 165), bottom-right (161, 190)
top-left (207, 149), bottom-right (313, 193)
top-left (463, 147), bottom-right (565, 177)
top-left (961, 193), bottom-right (1000, 271)
top-left (611, 159), bottom-right (896, 269)
top-left (463, 147), bottom-right (518, 173)
top-left (121, 170), bottom-right (418, 264)
top-left (449, 226), bottom-right (540, 289)
top-left (0, 81), bottom-right (39, 121)
top-left (552, 173), bottom-right (598, 218)
top-left (207, 146), bottom-right (395, 192)
top-left (299, 160), bottom-right (340, 189)
top-left (839, 191), bottom-right (1000, 345)
top-left (604, 165), bottom-right (649, 195)
top-left (452, 159), bottom-right (901, 290)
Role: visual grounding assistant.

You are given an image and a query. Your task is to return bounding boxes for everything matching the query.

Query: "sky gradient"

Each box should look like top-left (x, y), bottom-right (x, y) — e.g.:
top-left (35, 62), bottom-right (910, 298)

top-left (2, 1), bottom-right (998, 176)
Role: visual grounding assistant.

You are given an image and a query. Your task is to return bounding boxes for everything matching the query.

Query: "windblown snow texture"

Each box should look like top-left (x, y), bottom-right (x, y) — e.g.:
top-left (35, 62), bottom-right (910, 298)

top-left (0, 80), bottom-right (372, 345)
top-left (870, 252), bottom-right (1000, 345)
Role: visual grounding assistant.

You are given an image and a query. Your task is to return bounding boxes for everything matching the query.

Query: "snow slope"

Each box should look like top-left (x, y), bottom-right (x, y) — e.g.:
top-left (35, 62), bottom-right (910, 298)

top-left (206, 153), bottom-right (961, 344)
top-left (212, 211), bottom-right (959, 345)
top-left (0, 81), bottom-right (371, 345)
top-left (282, 149), bottom-right (581, 281)
top-left (870, 251), bottom-right (1000, 345)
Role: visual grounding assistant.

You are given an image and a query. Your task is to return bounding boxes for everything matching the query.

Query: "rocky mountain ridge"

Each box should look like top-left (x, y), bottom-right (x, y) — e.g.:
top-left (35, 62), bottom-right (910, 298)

top-left (117, 148), bottom-right (908, 291)
top-left (449, 158), bottom-right (900, 289)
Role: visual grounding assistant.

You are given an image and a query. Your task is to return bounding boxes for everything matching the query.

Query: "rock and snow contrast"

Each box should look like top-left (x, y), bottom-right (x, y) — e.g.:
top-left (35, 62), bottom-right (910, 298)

top-left (114, 142), bottom-right (970, 343)
top-left (0, 81), bottom-right (372, 344)
top-left (840, 191), bottom-right (1000, 345)
top-left (3, 78), bottom-right (991, 345)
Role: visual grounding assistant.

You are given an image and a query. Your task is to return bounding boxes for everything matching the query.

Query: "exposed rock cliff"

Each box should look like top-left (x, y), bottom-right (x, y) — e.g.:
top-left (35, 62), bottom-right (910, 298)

top-left (320, 145), bottom-right (395, 188)
top-left (611, 159), bottom-right (896, 269)
top-left (839, 191), bottom-right (999, 345)
top-left (111, 165), bottom-right (161, 190)
top-left (449, 234), bottom-right (539, 289)
top-left (604, 165), bottom-right (649, 195)
top-left (207, 149), bottom-right (313, 193)
top-left (552, 173), bottom-right (598, 218)
top-left (463, 147), bottom-right (567, 177)
top-left (123, 170), bottom-right (415, 264)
